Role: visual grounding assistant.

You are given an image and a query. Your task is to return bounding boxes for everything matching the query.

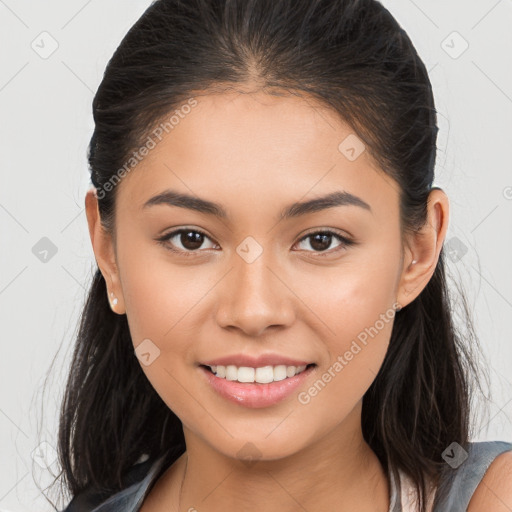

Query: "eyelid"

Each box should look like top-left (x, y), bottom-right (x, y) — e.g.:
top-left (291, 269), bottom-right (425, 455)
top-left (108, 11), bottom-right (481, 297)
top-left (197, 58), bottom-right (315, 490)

top-left (294, 229), bottom-right (355, 257)
top-left (299, 226), bottom-right (354, 241)
top-left (156, 227), bottom-right (218, 257)
top-left (156, 226), bottom-right (355, 257)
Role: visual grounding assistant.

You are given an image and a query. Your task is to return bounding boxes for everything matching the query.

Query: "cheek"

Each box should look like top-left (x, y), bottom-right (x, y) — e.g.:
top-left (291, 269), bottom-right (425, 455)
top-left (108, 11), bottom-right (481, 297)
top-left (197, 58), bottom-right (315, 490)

top-left (291, 248), bottom-right (400, 413)
top-left (117, 237), bottom-right (207, 348)
top-left (117, 249), bottom-right (211, 424)
top-left (293, 305), bottom-right (395, 434)
top-left (294, 245), bottom-right (400, 348)
top-left (117, 246), bottom-right (218, 412)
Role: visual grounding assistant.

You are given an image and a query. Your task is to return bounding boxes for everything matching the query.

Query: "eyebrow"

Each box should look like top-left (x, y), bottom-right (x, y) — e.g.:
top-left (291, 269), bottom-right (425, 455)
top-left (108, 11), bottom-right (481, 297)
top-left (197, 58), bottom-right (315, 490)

top-left (142, 189), bottom-right (372, 220)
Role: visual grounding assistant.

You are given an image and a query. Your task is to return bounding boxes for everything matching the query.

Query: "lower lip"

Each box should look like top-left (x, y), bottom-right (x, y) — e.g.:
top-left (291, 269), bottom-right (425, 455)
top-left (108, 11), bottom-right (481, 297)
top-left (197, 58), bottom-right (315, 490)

top-left (199, 365), bottom-right (316, 408)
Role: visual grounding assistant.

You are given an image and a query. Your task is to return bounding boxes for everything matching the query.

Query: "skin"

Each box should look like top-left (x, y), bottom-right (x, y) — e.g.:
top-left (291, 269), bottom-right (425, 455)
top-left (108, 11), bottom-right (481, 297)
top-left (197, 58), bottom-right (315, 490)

top-left (85, 89), bottom-right (457, 511)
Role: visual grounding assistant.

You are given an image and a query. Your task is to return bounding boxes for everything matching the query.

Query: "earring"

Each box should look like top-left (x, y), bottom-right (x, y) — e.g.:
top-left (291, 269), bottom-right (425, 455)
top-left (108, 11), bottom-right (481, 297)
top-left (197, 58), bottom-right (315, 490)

top-left (411, 259), bottom-right (417, 265)
top-left (110, 291), bottom-right (118, 307)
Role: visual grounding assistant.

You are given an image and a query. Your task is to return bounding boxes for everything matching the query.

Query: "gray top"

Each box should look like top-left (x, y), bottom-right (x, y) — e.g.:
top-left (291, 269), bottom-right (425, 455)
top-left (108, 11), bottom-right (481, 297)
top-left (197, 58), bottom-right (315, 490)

top-left (62, 441), bottom-right (512, 512)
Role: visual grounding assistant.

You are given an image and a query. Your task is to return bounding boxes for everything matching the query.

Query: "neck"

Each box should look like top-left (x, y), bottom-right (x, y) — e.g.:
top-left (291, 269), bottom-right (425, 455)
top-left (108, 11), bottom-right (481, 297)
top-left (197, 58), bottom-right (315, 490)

top-left (156, 402), bottom-right (390, 512)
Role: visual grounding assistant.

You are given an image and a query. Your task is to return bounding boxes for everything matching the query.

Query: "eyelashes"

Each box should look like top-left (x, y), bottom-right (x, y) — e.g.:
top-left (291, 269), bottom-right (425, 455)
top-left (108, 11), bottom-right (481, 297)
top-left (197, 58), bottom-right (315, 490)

top-left (294, 230), bottom-right (355, 256)
top-left (156, 227), bottom-right (356, 258)
top-left (157, 228), bottom-right (217, 257)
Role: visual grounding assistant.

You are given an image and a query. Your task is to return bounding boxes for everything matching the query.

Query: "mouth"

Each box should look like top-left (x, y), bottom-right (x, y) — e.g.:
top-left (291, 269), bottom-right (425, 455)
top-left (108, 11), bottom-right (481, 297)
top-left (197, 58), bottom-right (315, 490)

top-left (199, 362), bottom-right (318, 408)
top-left (200, 363), bottom-right (317, 384)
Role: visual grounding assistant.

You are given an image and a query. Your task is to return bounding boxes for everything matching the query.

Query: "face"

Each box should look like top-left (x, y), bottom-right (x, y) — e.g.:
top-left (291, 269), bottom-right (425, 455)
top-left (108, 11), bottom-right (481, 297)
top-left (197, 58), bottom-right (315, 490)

top-left (96, 90), bottom-right (412, 461)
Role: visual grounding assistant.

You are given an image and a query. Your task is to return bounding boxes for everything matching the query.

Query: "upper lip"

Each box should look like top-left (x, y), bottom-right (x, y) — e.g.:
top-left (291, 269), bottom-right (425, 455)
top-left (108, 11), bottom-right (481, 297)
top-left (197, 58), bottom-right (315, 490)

top-left (201, 354), bottom-right (314, 368)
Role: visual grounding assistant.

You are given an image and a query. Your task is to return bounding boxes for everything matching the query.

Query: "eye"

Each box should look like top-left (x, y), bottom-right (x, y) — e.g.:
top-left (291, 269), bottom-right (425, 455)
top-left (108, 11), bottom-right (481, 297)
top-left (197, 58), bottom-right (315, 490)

top-left (156, 228), bottom-right (218, 256)
top-left (156, 227), bottom-right (355, 258)
top-left (294, 230), bottom-right (354, 256)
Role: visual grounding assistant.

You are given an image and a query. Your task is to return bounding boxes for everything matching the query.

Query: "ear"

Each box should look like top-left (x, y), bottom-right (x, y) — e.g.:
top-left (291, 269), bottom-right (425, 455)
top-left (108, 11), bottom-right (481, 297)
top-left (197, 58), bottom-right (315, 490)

top-left (85, 188), bottom-right (126, 314)
top-left (396, 187), bottom-right (450, 309)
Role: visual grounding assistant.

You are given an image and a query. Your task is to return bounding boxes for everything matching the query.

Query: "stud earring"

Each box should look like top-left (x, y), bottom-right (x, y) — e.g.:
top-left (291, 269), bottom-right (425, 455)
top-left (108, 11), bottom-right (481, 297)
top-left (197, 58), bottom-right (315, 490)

top-left (110, 291), bottom-right (118, 306)
top-left (411, 259), bottom-right (417, 265)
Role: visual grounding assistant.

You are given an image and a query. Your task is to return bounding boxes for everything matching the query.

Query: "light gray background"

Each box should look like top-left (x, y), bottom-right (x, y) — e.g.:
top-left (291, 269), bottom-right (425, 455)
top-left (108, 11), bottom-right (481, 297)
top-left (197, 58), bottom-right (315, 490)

top-left (1, 0), bottom-right (511, 510)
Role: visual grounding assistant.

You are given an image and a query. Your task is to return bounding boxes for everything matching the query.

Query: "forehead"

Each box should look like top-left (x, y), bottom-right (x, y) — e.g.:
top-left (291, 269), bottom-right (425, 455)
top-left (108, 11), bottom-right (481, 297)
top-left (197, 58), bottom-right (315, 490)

top-left (115, 90), bottom-right (400, 221)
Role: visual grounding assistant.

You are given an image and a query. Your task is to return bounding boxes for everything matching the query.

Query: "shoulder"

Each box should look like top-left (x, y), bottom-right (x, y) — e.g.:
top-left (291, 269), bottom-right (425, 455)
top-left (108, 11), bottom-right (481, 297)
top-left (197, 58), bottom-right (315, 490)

top-left (467, 448), bottom-right (512, 511)
top-left (432, 440), bottom-right (512, 512)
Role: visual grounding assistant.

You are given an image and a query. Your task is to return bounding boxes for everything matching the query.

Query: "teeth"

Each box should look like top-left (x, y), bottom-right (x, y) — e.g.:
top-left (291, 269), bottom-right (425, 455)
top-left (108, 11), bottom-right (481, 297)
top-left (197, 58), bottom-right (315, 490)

top-left (208, 364), bottom-right (309, 383)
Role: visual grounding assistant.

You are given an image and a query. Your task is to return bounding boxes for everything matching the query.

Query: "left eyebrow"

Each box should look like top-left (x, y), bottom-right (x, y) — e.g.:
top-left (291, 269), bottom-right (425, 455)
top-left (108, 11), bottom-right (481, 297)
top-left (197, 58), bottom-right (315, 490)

top-left (281, 191), bottom-right (372, 219)
top-left (141, 189), bottom-right (372, 220)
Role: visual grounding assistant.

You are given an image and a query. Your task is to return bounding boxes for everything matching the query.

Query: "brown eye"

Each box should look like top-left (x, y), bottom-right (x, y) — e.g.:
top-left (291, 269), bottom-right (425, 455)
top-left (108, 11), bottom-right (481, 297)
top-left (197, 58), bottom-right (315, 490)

top-left (157, 228), bottom-right (217, 256)
top-left (156, 227), bottom-right (355, 258)
top-left (295, 230), bottom-right (354, 256)
top-left (176, 230), bottom-right (205, 250)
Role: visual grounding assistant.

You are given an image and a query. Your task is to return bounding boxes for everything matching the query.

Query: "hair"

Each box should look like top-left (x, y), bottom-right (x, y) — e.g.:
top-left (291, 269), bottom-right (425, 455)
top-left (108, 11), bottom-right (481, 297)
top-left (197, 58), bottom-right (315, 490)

top-left (49, 1), bottom-right (486, 511)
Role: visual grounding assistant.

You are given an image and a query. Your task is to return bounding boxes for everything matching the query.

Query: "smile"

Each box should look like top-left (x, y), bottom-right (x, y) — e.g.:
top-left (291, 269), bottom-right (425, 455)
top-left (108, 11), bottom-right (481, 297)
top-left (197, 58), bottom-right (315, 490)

top-left (199, 363), bottom-right (317, 408)
top-left (203, 364), bottom-right (312, 383)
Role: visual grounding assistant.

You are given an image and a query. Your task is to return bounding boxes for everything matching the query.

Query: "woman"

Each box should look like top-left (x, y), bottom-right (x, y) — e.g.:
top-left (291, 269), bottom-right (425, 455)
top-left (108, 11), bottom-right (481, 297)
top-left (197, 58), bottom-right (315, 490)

top-left (56, 0), bottom-right (512, 511)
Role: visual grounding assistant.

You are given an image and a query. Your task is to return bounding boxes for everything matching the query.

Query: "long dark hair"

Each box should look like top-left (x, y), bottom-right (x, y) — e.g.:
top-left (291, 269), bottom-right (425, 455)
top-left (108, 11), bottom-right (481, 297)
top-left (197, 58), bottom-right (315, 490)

top-left (48, 1), bottom-right (486, 510)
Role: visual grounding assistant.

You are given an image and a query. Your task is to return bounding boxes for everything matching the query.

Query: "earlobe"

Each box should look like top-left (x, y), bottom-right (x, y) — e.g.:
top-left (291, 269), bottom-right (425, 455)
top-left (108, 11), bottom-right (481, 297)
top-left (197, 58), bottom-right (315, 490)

top-left (396, 188), bottom-right (450, 308)
top-left (85, 188), bottom-right (126, 314)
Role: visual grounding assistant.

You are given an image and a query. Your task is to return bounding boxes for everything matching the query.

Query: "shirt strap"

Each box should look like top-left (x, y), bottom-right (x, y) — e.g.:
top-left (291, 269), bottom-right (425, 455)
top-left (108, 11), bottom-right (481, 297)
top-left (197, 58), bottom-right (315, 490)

top-left (433, 440), bottom-right (512, 512)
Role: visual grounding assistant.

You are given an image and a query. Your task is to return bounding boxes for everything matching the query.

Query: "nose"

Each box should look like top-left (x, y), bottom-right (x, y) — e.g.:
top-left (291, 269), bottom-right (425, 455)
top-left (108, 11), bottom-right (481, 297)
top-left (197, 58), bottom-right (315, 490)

top-left (215, 252), bottom-right (295, 337)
